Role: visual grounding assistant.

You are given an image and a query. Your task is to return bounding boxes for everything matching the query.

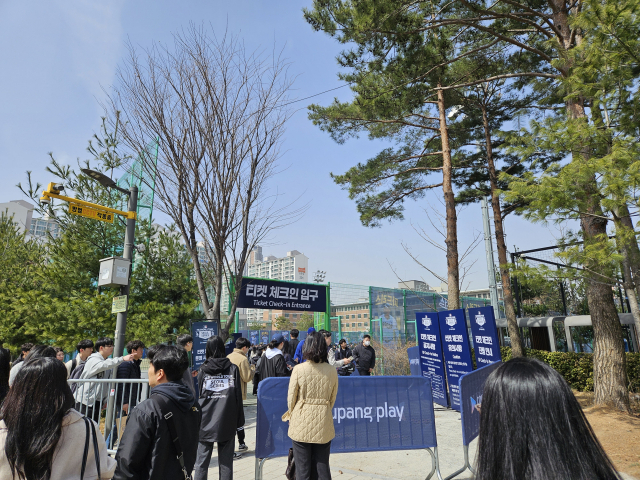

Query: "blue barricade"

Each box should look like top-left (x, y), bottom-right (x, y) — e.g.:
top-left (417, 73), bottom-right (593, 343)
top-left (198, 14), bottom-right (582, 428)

top-left (459, 360), bottom-right (502, 446)
top-left (255, 376), bottom-right (442, 479)
top-left (444, 360), bottom-right (502, 480)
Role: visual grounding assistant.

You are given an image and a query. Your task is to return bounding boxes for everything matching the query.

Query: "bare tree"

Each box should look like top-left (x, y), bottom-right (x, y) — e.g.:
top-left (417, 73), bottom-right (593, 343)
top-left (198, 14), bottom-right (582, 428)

top-left (109, 25), bottom-right (302, 339)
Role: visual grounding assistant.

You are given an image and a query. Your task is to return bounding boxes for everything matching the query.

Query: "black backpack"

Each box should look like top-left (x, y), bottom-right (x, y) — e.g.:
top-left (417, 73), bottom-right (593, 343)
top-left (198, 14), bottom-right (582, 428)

top-left (69, 361), bottom-right (86, 393)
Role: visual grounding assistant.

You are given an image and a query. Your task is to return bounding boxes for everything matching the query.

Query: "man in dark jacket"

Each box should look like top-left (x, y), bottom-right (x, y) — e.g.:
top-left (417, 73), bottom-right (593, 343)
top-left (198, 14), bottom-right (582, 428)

top-left (353, 334), bottom-right (376, 376)
top-left (195, 336), bottom-right (244, 480)
top-left (113, 345), bottom-right (201, 480)
top-left (334, 339), bottom-right (354, 376)
top-left (289, 329), bottom-right (299, 360)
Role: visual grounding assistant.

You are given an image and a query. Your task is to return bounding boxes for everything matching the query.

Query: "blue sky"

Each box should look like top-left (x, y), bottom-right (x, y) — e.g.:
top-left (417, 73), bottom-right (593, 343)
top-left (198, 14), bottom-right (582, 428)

top-left (0, 1), bottom-right (565, 290)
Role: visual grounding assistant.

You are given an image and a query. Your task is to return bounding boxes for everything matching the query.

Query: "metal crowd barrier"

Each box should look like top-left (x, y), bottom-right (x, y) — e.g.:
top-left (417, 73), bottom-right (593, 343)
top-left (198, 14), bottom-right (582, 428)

top-left (68, 377), bottom-right (150, 454)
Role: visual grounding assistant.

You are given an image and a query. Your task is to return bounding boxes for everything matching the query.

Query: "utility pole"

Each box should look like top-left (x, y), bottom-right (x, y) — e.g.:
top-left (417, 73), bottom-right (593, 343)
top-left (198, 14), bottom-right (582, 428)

top-left (114, 185), bottom-right (138, 357)
top-left (481, 196), bottom-right (500, 317)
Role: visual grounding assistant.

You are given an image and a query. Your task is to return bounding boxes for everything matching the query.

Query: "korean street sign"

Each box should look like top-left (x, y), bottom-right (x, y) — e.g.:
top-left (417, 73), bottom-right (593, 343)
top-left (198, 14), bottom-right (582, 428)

top-left (236, 277), bottom-right (327, 312)
top-left (112, 295), bottom-right (128, 314)
top-left (69, 203), bottom-right (114, 223)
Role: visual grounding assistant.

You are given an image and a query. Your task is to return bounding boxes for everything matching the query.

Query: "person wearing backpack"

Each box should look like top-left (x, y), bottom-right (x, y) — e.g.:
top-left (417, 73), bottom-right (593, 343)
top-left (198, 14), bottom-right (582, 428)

top-left (66, 339), bottom-right (94, 378)
top-left (113, 345), bottom-right (201, 480)
top-left (194, 336), bottom-right (244, 480)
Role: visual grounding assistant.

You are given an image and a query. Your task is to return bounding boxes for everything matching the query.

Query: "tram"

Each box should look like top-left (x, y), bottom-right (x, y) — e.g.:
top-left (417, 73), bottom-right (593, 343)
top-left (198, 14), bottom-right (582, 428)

top-left (495, 313), bottom-right (639, 353)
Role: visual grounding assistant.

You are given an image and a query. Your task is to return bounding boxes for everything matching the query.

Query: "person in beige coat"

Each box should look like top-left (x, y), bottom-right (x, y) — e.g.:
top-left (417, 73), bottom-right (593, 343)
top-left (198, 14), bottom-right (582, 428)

top-left (282, 332), bottom-right (338, 480)
top-left (227, 337), bottom-right (254, 452)
top-left (0, 357), bottom-right (115, 480)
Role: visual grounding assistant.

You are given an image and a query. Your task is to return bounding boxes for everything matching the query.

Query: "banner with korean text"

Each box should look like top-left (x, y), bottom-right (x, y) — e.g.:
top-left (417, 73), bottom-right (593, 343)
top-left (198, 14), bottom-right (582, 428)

top-left (438, 309), bottom-right (474, 411)
top-left (416, 312), bottom-right (449, 407)
top-left (250, 330), bottom-right (259, 346)
top-left (256, 376), bottom-right (438, 459)
top-left (237, 277), bottom-right (327, 312)
top-left (190, 320), bottom-right (219, 371)
top-left (468, 306), bottom-right (502, 366)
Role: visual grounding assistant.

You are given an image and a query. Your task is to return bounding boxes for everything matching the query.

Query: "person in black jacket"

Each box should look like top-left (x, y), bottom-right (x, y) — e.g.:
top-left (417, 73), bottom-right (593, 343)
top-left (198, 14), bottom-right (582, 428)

top-left (334, 339), bottom-right (354, 376)
top-left (256, 335), bottom-right (290, 387)
top-left (113, 345), bottom-right (201, 480)
top-left (353, 334), bottom-right (376, 376)
top-left (289, 329), bottom-right (300, 361)
top-left (194, 336), bottom-right (244, 480)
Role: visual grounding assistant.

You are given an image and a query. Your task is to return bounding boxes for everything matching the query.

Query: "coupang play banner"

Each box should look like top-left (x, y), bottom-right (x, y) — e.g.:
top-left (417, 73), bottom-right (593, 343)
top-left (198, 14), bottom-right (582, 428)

top-left (438, 309), bottom-right (473, 411)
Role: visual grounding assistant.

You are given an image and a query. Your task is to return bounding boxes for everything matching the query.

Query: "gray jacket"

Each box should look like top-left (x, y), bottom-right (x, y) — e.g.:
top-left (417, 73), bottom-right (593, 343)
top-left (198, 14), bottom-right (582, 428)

top-left (73, 352), bottom-right (125, 407)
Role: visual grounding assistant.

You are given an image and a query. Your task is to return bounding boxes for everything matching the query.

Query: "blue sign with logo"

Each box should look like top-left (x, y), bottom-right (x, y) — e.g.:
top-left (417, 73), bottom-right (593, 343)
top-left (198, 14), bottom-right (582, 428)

top-left (237, 277), bottom-right (327, 312)
top-left (459, 361), bottom-right (502, 445)
top-left (260, 330), bottom-right (270, 344)
top-left (438, 309), bottom-right (474, 411)
top-left (256, 376), bottom-right (438, 458)
top-left (250, 330), bottom-right (259, 345)
top-left (190, 320), bottom-right (219, 371)
top-left (468, 306), bottom-right (502, 366)
top-left (416, 312), bottom-right (449, 407)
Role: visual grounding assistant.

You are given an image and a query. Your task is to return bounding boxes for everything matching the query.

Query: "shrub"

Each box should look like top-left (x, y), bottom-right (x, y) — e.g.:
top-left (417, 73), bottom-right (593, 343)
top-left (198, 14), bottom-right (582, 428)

top-left (500, 347), bottom-right (640, 393)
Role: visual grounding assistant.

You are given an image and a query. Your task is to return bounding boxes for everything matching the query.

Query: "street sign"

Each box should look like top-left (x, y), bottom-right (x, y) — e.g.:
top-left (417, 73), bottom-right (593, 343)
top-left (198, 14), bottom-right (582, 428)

top-left (69, 203), bottom-right (114, 223)
top-left (112, 295), bottom-right (128, 314)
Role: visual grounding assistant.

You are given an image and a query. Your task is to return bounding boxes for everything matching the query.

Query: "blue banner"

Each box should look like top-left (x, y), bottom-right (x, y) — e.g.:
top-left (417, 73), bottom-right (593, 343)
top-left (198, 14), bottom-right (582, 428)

top-left (416, 312), bottom-right (449, 407)
top-left (190, 321), bottom-right (218, 371)
top-left (438, 309), bottom-right (473, 411)
top-left (260, 330), bottom-right (270, 344)
top-left (459, 361), bottom-right (502, 445)
top-left (407, 346), bottom-right (421, 376)
top-left (249, 331), bottom-right (259, 346)
top-left (256, 376), bottom-right (438, 458)
top-left (237, 277), bottom-right (327, 312)
top-left (468, 306), bottom-right (502, 366)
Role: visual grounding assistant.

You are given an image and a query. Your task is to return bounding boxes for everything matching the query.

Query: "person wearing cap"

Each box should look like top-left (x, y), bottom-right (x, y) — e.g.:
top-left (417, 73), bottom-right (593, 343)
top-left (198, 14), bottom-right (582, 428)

top-left (256, 334), bottom-right (290, 386)
top-left (294, 327), bottom-right (315, 364)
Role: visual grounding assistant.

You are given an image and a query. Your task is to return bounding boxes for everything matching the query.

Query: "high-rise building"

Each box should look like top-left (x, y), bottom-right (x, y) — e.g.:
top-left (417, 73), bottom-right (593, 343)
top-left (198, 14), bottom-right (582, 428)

top-left (0, 200), bottom-right (60, 239)
top-left (245, 248), bottom-right (309, 325)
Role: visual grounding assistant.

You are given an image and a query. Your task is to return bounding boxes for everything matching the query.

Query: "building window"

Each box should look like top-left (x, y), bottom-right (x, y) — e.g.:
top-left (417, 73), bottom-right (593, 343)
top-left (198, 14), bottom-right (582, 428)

top-left (285, 313), bottom-right (289, 318)
top-left (358, 314), bottom-right (361, 318)
top-left (364, 314), bottom-right (368, 318)
top-left (358, 323), bottom-right (362, 327)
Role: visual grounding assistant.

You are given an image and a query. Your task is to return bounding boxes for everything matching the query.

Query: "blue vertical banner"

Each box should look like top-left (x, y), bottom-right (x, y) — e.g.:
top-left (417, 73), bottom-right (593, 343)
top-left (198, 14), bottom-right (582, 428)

top-left (260, 330), bottom-right (270, 344)
top-left (280, 331), bottom-right (290, 341)
top-left (250, 331), bottom-right (259, 346)
top-left (406, 346), bottom-right (422, 376)
top-left (468, 306), bottom-right (502, 366)
top-left (416, 312), bottom-right (449, 407)
top-left (438, 309), bottom-right (474, 411)
top-left (190, 321), bottom-right (219, 371)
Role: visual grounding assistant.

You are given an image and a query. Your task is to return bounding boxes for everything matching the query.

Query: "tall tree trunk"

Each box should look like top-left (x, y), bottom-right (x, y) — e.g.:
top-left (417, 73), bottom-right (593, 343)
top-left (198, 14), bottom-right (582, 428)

top-left (618, 205), bottom-right (640, 301)
top-left (481, 103), bottom-right (524, 357)
top-left (437, 86), bottom-right (460, 309)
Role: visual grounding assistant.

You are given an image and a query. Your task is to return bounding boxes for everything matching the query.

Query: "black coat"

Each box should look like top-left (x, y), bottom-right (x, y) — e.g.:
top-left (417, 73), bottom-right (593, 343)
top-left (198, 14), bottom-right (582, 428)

top-left (289, 338), bottom-right (300, 357)
top-left (113, 381), bottom-right (201, 480)
top-left (198, 357), bottom-right (244, 442)
top-left (115, 359), bottom-right (142, 409)
top-left (353, 343), bottom-right (376, 371)
top-left (259, 350), bottom-right (290, 380)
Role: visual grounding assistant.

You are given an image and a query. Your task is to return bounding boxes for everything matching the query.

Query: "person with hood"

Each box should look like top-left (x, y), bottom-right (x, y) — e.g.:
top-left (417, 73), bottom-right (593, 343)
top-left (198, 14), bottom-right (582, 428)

top-left (113, 344), bottom-right (201, 480)
top-left (294, 327), bottom-right (315, 363)
top-left (194, 336), bottom-right (244, 480)
top-left (258, 335), bottom-right (290, 382)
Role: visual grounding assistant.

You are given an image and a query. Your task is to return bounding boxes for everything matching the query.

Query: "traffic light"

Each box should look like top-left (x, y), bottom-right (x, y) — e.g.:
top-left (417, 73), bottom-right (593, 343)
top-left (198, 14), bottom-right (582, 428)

top-left (40, 182), bottom-right (64, 204)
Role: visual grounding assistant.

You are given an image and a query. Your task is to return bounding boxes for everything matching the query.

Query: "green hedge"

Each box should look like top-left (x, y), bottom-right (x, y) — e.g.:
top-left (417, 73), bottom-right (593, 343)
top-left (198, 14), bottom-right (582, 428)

top-left (498, 347), bottom-right (640, 393)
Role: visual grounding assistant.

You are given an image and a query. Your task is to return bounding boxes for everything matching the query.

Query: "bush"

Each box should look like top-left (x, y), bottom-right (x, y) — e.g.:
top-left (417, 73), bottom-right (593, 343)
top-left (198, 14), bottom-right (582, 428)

top-left (500, 347), bottom-right (640, 393)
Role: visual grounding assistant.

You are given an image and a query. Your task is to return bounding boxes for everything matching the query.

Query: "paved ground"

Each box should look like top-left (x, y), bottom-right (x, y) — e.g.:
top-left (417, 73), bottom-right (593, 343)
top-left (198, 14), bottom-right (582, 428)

top-left (204, 388), bottom-right (639, 480)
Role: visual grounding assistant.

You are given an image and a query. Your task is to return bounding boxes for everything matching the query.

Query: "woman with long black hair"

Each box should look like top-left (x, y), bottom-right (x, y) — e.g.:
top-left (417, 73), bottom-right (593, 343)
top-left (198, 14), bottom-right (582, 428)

top-left (476, 357), bottom-right (622, 480)
top-left (0, 357), bottom-right (116, 479)
top-left (194, 336), bottom-right (244, 480)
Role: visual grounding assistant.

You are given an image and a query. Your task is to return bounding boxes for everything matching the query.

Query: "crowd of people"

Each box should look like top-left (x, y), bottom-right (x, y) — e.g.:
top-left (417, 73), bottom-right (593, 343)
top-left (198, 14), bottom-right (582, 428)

top-left (0, 328), bottom-right (625, 480)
